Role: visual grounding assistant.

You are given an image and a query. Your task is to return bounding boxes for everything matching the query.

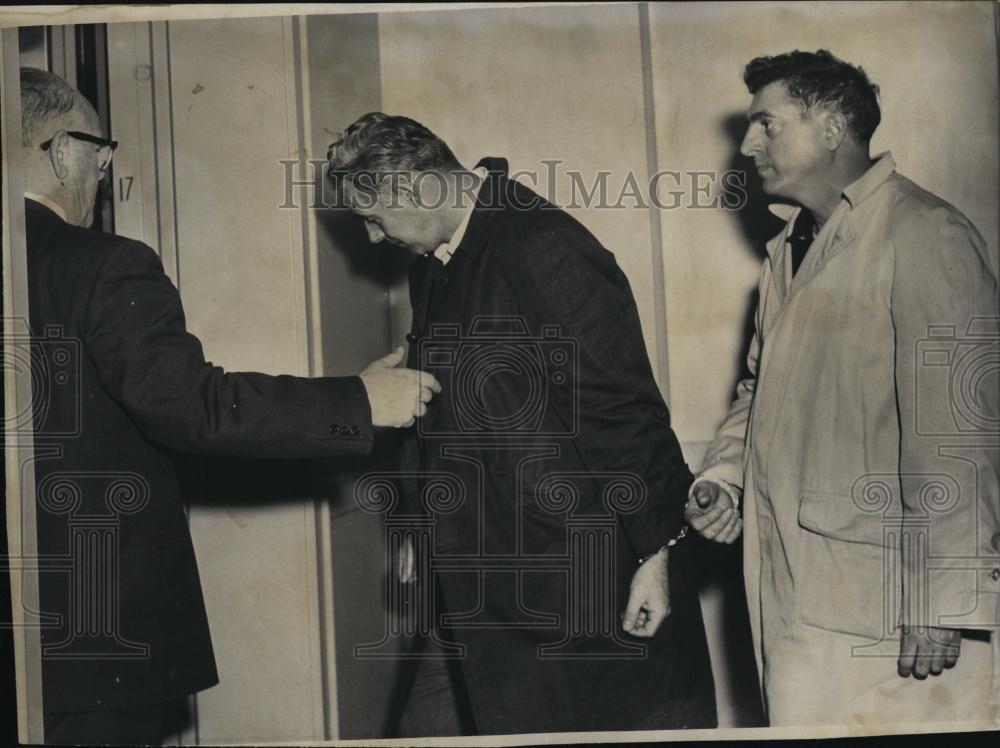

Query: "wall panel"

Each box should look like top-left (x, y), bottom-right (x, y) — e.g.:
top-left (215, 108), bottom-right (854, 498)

top-left (165, 16), bottom-right (324, 741)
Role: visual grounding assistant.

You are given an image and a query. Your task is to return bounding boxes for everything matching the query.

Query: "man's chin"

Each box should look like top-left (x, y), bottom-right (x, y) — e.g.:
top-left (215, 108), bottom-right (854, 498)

top-left (759, 178), bottom-right (784, 198)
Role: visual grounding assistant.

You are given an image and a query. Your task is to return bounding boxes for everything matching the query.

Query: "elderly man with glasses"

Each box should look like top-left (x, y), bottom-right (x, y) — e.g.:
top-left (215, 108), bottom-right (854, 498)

top-left (28, 126), bottom-right (116, 229)
top-left (16, 67), bottom-right (440, 745)
top-left (40, 130), bottom-right (118, 166)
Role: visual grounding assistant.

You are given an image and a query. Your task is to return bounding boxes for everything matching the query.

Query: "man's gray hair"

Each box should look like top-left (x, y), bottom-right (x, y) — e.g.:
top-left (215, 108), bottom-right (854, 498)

top-left (326, 112), bottom-right (461, 187)
top-left (20, 67), bottom-right (83, 147)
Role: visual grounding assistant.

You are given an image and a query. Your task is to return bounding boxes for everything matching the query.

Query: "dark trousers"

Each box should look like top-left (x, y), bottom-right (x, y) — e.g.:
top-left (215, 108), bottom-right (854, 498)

top-left (44, 701), bottom-right (171, 746)
top-left (391, 630), bottom-right (477, 738)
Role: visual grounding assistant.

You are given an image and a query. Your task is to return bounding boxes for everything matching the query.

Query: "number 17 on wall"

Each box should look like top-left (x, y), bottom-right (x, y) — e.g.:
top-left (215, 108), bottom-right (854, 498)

top-left (115, 175), bottom-right (134, 202)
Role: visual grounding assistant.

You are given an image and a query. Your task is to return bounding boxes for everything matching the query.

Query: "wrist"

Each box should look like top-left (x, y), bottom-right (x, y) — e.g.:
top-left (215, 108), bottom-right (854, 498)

top-left (639, 525), bottom-right (688, 565)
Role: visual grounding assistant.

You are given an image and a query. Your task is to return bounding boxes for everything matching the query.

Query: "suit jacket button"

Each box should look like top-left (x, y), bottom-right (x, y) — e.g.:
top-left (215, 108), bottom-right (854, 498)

top-left (992, 568), bottom-right (1000, 582)
top-left (340, 426), bottom-right (352, 436)
top-left (351, 425), bottom-right (361, 435)
top-left (406, 332), bottom-right (418, 344)
top-left (329, 424), bottom-right (339, 434)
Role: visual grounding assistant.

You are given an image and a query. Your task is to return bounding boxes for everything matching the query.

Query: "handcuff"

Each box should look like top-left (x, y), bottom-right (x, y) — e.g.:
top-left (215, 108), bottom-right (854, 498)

top-left (638, 524), bottom-right (689, 564)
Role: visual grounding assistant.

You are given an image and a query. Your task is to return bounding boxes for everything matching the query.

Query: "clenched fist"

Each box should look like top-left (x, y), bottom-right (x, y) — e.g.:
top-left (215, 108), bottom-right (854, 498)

top-left (622, 547), bottom-right (671, 638)
top-left (359, 347), bottom-right (441, 427)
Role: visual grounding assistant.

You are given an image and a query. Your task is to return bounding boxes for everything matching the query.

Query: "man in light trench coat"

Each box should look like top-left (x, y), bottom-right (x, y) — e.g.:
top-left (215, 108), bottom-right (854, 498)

top-left (685, 49), bottom-right (1000, 726)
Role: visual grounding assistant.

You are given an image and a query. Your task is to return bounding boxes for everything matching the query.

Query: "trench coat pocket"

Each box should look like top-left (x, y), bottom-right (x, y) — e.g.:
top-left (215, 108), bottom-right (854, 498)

top-left (796, 492), bottom-right (897, 640)
top-left (798, 491), bottom-right (889, 547)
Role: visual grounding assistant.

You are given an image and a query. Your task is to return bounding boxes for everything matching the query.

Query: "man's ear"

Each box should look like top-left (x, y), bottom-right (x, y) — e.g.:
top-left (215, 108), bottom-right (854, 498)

top-left (823, 112), bottom-right (849, 151)
top-left (377, 173), bottom-right (414, 209)
top-left (46, 130), bottom-right (71, 183)
top-left (399, 180), bottom-right (417, 205)
top-left (393, 176), bottom-right (420, 208)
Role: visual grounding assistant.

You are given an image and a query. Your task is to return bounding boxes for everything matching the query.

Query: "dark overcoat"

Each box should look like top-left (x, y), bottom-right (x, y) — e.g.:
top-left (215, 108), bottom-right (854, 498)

top-left (397, 160), bottom-right (716, 734)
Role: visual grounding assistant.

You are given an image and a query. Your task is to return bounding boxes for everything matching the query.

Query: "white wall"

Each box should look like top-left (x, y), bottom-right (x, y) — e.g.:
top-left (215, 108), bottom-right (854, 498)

top-left (165, 17), bottom-right (326, 742)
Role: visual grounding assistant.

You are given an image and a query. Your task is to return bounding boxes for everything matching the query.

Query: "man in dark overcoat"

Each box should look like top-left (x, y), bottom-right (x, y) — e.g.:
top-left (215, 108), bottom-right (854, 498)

top-left (329, 113), bottom-right (716, 736)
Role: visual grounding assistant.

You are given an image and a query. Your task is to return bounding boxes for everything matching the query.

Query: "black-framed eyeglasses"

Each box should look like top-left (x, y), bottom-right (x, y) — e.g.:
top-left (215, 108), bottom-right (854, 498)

top-left (39, 131), bottom-right (118, 171)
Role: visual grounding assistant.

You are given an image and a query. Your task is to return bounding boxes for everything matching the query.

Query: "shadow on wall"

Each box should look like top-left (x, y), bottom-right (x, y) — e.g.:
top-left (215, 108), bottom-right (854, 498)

top-left (721, 110), bottom-right (786, 385)
top-left (313, 172), bottom-right (414, 288)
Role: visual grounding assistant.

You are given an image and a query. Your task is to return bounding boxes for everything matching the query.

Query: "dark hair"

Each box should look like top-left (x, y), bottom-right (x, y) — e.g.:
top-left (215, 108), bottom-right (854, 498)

top-left (743, 50), bottom-right (881, 142)
top-left (20, 67), bottom-right (83, 147)
top-left (326, 112), bottom-right (461, 187)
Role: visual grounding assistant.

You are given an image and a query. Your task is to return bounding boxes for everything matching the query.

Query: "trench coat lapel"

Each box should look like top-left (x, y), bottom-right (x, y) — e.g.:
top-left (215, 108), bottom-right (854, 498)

top-left (786, 207), bottom-right (856, 300)
top-left (771, 154), bottom-right (896, 307)
top-left (765, 202), bottom-right (857, 310)
top-left (764, 203), bottom-right (795, 307)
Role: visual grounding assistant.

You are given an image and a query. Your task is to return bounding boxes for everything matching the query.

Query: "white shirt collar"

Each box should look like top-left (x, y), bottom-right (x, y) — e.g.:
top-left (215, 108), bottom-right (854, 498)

top-left (434, 166), bottom-right (488, 266)
top-left (25, 192), bottom-right (68, 223)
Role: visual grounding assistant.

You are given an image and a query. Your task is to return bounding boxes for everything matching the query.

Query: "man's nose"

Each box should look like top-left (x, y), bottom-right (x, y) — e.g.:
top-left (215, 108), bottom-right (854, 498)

top-left (740, 127), bottom-right (759, 158)
top-left (364, 222), bottom-right (385, 243)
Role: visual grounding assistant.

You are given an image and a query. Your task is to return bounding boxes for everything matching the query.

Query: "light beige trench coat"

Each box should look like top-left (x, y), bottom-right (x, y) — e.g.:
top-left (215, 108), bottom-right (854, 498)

top-left (699, 154), bottom-right (1000, 725)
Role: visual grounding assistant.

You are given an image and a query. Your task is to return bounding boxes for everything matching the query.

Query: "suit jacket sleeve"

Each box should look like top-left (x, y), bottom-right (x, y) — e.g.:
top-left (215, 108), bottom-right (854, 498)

top-left (499, 222), bottom-right (692, 559)
top-left (891, 204), bottom-right (1000, 630)
top-left (84, 238), bottom-right (374, 458)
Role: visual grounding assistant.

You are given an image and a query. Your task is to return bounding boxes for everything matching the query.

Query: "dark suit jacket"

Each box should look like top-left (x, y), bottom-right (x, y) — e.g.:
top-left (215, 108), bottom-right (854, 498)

top-left (397, 160), bottom-right (715, 733)
top-left (24, 198), bottom-right (373, 714)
